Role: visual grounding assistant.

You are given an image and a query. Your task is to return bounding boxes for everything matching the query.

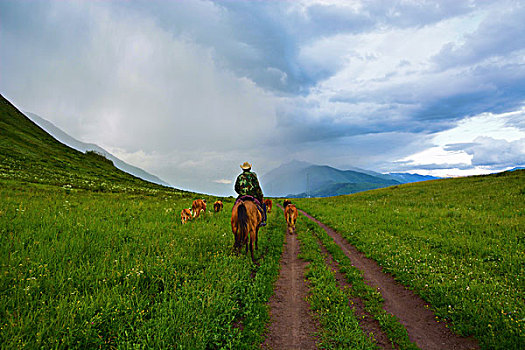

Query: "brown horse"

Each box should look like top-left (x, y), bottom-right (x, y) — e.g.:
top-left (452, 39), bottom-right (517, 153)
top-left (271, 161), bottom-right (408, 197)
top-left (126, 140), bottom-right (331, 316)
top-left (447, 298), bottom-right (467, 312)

top-left (231, 199), bottom-right (262, 262)
top-left (264, 198), bottom-right (273, 213)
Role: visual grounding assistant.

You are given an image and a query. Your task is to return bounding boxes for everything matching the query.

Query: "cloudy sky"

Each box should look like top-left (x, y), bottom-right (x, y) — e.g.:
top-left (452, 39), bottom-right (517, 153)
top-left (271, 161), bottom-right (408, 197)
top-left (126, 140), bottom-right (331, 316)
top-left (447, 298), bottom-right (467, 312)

top-left (1, 0), bottom-right (524, 195)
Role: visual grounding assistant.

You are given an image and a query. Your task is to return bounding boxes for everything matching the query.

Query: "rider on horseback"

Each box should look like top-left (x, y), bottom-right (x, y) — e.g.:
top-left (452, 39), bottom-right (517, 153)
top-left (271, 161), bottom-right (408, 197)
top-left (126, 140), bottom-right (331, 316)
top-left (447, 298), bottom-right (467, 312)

top-left (234, 162), bottom-right (266, 227)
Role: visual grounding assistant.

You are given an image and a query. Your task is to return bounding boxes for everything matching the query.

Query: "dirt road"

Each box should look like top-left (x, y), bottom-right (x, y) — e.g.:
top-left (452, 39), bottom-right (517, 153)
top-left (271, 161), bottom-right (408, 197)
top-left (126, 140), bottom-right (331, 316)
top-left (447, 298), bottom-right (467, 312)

top-left (261, 203), bottom-right (479, 349)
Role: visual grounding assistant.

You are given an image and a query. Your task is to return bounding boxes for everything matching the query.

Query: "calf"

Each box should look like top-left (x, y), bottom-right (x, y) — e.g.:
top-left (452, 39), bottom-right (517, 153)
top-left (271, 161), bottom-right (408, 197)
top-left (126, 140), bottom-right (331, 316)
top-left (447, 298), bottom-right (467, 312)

top-left (284, 203), bottom-right (298, 235)
top-left (180, 208), bottom-right (192, 224)
top-left (192, 199), bottom-right (207, 218)
top-left (214, 200), bottom-right (223, 212)
top-left (264, 198), bottom-right (273, 213)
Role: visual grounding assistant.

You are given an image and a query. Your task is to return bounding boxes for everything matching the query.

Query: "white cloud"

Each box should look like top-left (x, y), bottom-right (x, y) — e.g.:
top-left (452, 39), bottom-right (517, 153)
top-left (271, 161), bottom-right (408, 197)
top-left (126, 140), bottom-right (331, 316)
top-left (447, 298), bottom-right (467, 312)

top-left (213, 179), bottom-right (233, 184)
top-left (393, 109), bottom-right (525, 175)
top-left (462, 137), bottom-right (525, 167)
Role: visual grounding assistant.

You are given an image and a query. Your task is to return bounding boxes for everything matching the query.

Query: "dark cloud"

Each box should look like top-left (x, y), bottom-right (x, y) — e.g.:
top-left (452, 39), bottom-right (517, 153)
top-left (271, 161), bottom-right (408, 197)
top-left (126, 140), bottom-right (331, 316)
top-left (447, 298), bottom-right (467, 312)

top-left (433, 3), bottom-right (525, 69)
top-left (1, 0), bottom-right (524, 194)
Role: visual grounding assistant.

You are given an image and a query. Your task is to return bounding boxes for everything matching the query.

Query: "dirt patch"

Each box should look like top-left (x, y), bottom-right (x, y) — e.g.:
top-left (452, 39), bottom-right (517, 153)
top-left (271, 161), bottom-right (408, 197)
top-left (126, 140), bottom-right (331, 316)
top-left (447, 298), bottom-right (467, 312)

top-left (301, 210), bottom-right (479, 350)
top-left (262, 207), bottom-right (319, 349)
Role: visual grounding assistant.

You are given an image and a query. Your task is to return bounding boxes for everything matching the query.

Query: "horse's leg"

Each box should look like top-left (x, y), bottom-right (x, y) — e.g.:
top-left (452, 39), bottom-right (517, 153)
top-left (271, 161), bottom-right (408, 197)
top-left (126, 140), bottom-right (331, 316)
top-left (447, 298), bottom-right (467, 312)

top-left (255, 227), bottom-right (259, 250)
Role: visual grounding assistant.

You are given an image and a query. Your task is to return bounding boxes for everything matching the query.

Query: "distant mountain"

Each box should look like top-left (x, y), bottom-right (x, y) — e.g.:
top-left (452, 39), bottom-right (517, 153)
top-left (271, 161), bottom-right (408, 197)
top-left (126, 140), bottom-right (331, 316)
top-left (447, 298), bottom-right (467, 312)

top-left (0, 94), bottom-right (184, 194)
top-left (387, 172), bottom-right (440, 183)
top-left (289, 182), bottom-right (395, 198)
top-left (261, 160), bottom-right (313, 196)
top-left (262, 161), bottom-right (401, 197)
top-left (25, 112), bottom-right (170, 187)
top-left (262, 160), bottom-right (442, 198)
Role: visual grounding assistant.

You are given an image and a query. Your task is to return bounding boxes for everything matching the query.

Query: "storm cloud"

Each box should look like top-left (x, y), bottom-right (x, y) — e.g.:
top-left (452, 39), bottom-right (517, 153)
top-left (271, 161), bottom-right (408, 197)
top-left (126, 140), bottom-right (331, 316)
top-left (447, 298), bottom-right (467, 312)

top-left (1, 0), bottom-right (524, 195)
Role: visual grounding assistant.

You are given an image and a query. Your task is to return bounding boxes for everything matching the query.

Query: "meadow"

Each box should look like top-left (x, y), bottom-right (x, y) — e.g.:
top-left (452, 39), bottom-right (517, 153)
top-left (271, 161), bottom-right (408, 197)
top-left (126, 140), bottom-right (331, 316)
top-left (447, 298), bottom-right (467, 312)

top-left (0, 180), bottom-right (285, 349)
top-left (295, 170), bottom-right (525, 349)
top-left (2, 98), bottom-right (524, 349)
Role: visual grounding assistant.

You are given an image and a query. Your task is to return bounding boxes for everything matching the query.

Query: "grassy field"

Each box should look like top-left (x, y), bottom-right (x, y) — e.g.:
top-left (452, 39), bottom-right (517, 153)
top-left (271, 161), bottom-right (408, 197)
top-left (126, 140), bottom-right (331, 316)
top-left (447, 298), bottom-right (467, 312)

top-left (0, 180), bottom-right (286, 349)
top-left (295, 170), bottom-right (525, 349)
top-left (2, 94), bottom-right (524, 349)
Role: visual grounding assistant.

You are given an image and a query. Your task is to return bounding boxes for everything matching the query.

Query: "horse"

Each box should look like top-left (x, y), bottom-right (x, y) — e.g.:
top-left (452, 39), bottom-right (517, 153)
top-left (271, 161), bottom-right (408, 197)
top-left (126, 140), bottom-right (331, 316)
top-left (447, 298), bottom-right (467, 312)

top-left (192, 199), bottom-right (206, 218)
top-left (231, 198), bottom-right (262, 262)
top-left (264, 198), bottom-right (273, 213)
top-left (213, 200), bottom-right (223, 212)
top-left (284, 203), bottom-right (298, 235)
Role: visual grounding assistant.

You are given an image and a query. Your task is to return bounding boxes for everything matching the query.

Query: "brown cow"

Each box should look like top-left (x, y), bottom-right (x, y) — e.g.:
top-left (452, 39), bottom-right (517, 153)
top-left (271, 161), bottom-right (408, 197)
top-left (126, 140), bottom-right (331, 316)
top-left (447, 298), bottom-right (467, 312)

top-left (214, 200), bottom-right (223, 212)
top-left (264, 198), bottom-right (273, 213)
top-left (284, 203), bottom-right (298, 235)
top-left (192, 199), bottom-right (207, 218)
top-left (180, 208), bottom-right (192, 224)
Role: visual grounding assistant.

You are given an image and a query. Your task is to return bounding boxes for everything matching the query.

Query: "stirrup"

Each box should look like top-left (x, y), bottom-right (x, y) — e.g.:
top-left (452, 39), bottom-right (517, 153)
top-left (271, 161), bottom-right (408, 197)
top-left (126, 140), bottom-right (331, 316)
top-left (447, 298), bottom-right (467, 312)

top-left (259, 221), bottom-right (266, 227)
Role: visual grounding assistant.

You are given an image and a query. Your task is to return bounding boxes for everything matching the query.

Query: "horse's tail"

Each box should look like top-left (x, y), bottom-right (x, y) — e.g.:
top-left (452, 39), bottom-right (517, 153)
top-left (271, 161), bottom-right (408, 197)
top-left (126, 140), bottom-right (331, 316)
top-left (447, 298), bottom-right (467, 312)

top-left (237, 202), bottom-right (248, 242)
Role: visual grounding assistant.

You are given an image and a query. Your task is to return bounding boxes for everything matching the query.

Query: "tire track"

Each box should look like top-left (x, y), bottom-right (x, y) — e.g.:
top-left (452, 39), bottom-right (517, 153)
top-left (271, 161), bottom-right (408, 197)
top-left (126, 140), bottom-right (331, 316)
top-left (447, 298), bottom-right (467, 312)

top-left (300, 209), bottom-right (479, 350)
top-left (262, 205), bottom-right (318, 350)
top-left (318, 241), bottom-right (395, 349)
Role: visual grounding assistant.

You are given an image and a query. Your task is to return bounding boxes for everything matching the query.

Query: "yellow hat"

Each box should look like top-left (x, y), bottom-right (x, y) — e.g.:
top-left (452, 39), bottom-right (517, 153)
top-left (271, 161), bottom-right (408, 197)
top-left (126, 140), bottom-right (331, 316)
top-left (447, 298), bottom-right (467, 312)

top-left (240, 162), bottom-right (252, 170)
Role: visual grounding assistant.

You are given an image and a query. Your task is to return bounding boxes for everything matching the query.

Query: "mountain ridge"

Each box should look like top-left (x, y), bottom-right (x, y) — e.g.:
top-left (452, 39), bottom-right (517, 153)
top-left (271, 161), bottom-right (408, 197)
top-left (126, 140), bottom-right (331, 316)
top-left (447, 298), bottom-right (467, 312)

top-left (25, 112), bottom-right (171, 187)
top-left (0, 94), bottom-right (183, 194)
top-left (262, 160), bottom-right (440, 198)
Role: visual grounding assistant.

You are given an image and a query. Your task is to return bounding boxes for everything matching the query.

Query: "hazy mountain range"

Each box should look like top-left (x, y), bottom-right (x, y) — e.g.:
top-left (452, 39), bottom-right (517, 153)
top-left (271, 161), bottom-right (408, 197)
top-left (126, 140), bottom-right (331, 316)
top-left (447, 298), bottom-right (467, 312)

top-left (25, 112), bottom-right (171, 187)
top-left (261, 160), bottom-right (440, 198)
top-left (23, 111), bottom-right (440, 197)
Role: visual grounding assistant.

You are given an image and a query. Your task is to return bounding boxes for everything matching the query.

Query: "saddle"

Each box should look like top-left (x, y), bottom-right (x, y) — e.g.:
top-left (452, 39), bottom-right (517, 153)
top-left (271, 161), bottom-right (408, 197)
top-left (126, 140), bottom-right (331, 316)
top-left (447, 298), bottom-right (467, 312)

top-left (235, 195), bottom-right (265, 219)
top-left (236, 195), bottom-right (262, 207)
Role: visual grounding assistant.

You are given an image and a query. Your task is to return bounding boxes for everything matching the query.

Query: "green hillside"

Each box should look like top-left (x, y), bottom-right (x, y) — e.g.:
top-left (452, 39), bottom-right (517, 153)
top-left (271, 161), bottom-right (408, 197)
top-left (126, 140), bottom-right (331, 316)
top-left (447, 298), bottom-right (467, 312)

top-left (295, 171), bottom-right (525, 349)
top-left (291, 181), bottom-right (391, 198)
top-left (0, 95), bottom-right (286, 348)
top-left (0, 94), bottom-right (179, 195)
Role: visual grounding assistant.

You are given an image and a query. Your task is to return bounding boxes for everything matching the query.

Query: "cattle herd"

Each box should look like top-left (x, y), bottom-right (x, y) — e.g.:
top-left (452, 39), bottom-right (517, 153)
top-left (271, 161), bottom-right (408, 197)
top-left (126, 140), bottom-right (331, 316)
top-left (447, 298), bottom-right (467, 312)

top-left (180, 198), bottom-right (298, 250)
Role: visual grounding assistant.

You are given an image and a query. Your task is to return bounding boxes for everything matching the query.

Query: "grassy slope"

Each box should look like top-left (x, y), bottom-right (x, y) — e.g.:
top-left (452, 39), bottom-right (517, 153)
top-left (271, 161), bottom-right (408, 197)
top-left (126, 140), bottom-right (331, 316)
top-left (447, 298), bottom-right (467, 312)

top-left (0, 95), bottom-right (287, 348)
top-left (0, 95), bottom-right (177, 194)
top-left (295, 171), bottom-right (525, 349)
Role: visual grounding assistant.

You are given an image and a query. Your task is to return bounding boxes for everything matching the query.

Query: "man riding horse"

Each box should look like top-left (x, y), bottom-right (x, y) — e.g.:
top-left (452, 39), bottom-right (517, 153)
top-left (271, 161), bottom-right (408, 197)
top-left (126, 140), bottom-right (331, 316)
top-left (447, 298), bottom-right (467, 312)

top-left (234, 162), bottom-right (266, 227)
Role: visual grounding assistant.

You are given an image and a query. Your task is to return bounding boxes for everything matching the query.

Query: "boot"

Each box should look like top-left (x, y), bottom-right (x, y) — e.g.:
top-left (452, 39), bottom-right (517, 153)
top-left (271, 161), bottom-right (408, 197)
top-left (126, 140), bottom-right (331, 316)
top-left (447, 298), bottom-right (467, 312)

top-left (259, 203), bottom-right (267, 227)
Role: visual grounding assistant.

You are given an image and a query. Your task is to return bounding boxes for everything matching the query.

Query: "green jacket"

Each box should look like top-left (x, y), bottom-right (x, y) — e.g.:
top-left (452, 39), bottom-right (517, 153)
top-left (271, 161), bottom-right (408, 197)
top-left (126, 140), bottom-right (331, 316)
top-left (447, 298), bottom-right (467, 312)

top-left (235, 170), bottom-right (263, 202)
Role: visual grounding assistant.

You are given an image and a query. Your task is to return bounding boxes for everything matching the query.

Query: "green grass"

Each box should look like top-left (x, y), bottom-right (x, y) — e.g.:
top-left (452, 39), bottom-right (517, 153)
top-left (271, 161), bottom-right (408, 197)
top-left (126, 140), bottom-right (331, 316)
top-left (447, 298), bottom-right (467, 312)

top-left (296, 219), bottom-right (378, 349)
top-left (0, 182), bottom-right (285, 349)
top-left (295, 171), bottom-right (525, 350)
top-left (2, 93), bottom-right (524, 348)
top-left (304, 219), bottom-right (418, 350)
